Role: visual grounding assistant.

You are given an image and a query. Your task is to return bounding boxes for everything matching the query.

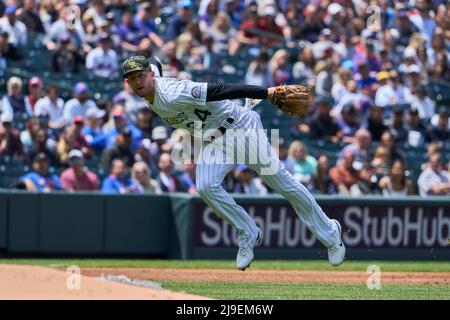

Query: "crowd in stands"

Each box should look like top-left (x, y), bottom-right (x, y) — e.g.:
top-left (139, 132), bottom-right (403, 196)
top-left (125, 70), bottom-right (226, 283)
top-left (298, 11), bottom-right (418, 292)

top-left (0, 0), bottom-right (449, 197)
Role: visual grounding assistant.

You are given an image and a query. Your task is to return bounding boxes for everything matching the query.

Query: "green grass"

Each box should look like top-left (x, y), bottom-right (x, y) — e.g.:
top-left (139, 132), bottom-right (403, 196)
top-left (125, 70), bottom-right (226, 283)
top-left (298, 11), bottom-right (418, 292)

top-left (1, 259), bottom-right (449, 299)
top-left (161, 281), bottom-right (450, 300)
top-left (1, 259), bottom-right (449, 272)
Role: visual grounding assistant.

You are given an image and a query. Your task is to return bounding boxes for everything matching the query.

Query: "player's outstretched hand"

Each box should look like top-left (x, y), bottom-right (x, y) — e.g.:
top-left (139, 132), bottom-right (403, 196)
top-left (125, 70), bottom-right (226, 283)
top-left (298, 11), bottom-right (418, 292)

top-left (267, 85), bottom-right (312, 116)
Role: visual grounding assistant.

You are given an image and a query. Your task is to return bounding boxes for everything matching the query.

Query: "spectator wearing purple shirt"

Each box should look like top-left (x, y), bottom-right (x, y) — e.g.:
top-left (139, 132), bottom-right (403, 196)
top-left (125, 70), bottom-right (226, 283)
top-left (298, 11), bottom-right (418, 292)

top-left (133, 2), bottom-right (163, 49)
top-left (115, 9), bottom-right (149, 55)
top-left (336, 103), bottom-right (360, 140)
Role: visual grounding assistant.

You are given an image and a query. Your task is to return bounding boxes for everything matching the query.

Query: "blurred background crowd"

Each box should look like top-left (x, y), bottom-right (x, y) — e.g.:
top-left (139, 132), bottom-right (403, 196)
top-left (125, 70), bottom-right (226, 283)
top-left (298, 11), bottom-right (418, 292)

top-left (0, 0), bottom-right (449, 197)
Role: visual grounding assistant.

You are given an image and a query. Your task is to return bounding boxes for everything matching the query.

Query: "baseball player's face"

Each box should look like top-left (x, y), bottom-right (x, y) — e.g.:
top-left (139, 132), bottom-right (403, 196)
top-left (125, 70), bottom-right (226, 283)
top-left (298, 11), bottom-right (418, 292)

top-left (126, 70), bottom-right (155, 98)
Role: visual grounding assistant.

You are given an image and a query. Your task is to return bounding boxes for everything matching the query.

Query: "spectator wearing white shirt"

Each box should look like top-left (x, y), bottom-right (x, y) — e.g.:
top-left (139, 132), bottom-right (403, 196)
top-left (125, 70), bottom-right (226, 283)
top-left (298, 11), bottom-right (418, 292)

top-left (405, 64), bottom-right (425, 89)
top-left (244, 51), bottom-right (273, 88)
top-left (82, 0), bottom-right (106, 28)
top-left (375, 70), bottom-right (413, 108)
top-left (63, 82), bottom-right (99, 124)
top-left (44, 8), bottom-right (85, 52)
top-left (331, 67), bottom-right (352, 104)
top-left (1, 76), bottom-right (32, 117)
top-left (418, 153), bottom-right (450, 197)
top-left (34, 84), bottom-right (66, 129)
top-left (410, 85), bottom-right (435, 121)
top-left (0, 5), bottom-right (27, 46)
top-left (85, 33), bottom-right (118, 78)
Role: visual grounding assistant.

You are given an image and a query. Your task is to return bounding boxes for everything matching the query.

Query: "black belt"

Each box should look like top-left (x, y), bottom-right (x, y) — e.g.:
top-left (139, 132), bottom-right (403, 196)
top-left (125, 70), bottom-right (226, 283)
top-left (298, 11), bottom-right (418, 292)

top-left (211, 117), bottom-right (235, 141)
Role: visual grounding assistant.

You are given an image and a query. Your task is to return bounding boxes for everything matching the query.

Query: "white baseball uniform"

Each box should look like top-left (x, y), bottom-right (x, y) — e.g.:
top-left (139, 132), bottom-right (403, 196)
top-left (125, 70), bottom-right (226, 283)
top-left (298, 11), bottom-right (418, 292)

top-left (145, 77), bottom-right (340, 248)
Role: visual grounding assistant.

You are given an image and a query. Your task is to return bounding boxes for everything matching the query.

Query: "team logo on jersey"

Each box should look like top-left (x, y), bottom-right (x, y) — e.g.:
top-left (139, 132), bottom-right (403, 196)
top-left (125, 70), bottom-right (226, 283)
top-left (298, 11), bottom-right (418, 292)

top-left (191, 86), bottom-right (201, 99)
top-left (164, 112), bottom-right (188, 125)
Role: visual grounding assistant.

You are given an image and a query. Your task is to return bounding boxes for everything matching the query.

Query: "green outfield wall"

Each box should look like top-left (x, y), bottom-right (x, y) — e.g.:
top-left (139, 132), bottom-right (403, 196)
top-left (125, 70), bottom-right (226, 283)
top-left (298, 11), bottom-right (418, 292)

top-left (0, 191), bottom-right (449, 260)
top-left (0, 191), bottom-right (171, 256)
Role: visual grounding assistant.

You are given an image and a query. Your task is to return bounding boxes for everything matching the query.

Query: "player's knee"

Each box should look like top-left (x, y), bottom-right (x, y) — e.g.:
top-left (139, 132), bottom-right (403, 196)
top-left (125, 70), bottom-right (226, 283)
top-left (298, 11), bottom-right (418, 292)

top-left (196, 182), bottom-right (220, 199)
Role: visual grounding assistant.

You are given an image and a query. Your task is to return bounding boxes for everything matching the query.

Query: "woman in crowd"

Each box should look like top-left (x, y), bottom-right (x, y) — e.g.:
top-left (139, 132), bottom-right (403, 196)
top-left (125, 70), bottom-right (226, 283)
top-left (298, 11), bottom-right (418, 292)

top-left (378, 159), bottom-right (415, 196)
top-left (379, 130), bottom-right (405, 165)
top-left (245, 51), bottom-right (273, 87)
top-left (287, 140), bottom-right (318, 190)
top-left (312, 154), bottom-right (336, 194)
top-left (270, 49), bottom-right (293, 86)
top-left (131, 161), bottom-right (162, 194)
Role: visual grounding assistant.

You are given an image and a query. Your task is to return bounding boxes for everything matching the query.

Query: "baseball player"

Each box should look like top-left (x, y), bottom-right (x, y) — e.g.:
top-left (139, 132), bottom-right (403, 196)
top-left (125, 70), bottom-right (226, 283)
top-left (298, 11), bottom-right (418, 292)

top-left (122, 55), bottom-right (345, 270)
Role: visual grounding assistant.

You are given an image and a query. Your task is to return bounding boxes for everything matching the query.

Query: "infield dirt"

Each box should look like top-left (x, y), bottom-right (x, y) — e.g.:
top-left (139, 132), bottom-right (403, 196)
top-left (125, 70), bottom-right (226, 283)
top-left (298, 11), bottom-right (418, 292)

top-left (0, 264), bottom-right (208, 300)
top-left (82, 268), bottom-right (450, 285)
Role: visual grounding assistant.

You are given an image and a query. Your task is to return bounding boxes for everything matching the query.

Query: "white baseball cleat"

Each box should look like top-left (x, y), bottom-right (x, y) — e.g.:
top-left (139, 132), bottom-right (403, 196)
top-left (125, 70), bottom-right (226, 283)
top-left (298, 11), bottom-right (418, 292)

top-left (236, 228), bottom-right (262, 271)
top-left (328, 219), bottom-right (346, 267)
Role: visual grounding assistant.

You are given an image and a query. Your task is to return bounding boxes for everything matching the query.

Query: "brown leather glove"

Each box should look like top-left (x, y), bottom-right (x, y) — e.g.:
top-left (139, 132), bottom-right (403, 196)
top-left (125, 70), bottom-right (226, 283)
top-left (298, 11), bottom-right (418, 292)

top-left (267, 85), bottom-right (312, 116)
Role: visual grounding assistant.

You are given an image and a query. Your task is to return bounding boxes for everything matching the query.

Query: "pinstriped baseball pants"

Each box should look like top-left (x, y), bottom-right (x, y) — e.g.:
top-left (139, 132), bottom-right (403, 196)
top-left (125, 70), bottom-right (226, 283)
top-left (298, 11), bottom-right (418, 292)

top-left (195, 110), bottom-right (339, 248)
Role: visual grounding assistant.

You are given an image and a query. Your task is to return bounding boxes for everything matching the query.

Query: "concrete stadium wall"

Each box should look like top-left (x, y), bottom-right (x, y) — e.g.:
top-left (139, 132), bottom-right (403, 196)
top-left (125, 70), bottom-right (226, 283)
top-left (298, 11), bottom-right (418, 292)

top-left (0, 191), bottom-right (449, 260)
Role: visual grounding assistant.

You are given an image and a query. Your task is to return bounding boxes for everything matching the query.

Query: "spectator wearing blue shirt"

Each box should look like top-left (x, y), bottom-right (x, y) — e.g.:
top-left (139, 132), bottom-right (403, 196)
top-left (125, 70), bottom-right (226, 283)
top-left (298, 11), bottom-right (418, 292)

top-left (165, 0), bottom-right (193, 41)
top-left (20, 152), bottom-right (62, 192)
top-left (103, 110), bottom-right (142, 151)
top-left (101, 158), bottom-right (143, 194)
top-left (353, 61), bottom-right (378, 96)
top-left (82, 107), bottom-right (106, 150)
top-left (133, 2), bottom-right (163, 49)
top-left (221, 0), bottom-right (245, 29)
top-left (178, 161), bottom-right (197, 194)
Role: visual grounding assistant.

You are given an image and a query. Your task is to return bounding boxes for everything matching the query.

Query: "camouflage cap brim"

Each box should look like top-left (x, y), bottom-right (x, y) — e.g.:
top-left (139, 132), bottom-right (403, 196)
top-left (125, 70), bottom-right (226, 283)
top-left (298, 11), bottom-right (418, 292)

top-left (122, 67), bottom-right (148, 78)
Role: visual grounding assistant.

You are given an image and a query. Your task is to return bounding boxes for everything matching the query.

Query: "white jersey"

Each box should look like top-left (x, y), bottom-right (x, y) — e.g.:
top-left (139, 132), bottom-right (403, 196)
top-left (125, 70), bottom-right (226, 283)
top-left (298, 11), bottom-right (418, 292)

top-left (85, 47), bottom-right (119, 78)
top-left (146, 77), bottom-right (245, 138)
top-left (142, 76), bottom-right (341, 260)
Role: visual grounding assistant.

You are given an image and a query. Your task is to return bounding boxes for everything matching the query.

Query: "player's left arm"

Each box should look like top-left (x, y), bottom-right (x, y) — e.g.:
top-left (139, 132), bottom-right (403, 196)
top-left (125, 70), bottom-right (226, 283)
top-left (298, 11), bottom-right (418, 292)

top-left (206, 82), bottom-right (269, 102)
top-left (169, 80), bottom-right (266, 106)
top-left (206, 82), bottom-right (311, 116)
